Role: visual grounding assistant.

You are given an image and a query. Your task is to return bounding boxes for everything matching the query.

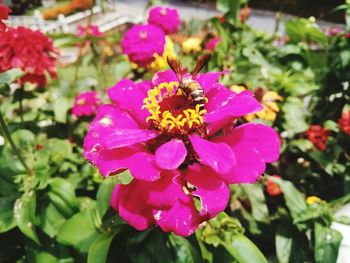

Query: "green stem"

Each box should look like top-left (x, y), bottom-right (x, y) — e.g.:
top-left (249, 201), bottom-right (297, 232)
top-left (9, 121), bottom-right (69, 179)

top-left (0, 111), bottom-right (32, 175)
top-left (19, 86), bottom-right (24, 123)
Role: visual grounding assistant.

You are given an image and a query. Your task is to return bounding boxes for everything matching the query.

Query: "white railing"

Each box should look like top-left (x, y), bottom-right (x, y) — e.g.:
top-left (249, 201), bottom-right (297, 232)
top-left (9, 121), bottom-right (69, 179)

top-left (5, 6), bottom-right (102, 34)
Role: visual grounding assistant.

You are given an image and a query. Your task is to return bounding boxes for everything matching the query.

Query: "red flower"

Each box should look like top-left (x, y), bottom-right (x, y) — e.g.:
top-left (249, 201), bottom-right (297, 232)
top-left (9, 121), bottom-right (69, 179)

top-left (0, 26), bottom-right (58, 86)
top-left (0, 4), bottom-right (11, 32)
top-left (266, 175), bottom-right (282, 196)
top-left (305, 125), bottom-right (330, 151)
top-left (339, 110), bottom-right (350, 136)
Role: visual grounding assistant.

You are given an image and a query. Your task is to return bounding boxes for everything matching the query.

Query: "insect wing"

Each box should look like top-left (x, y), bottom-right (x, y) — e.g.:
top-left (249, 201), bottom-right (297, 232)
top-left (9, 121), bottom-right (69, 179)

top-left (191, 53), bottom-right (211, 78)
top-left (166, 56), bottom-right (183, 82)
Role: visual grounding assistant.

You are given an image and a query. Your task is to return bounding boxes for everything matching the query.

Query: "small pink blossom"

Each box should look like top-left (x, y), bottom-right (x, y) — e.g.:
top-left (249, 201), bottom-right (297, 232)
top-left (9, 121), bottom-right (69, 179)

top-left (121, 24), bottom-right (166, 67)
top-left (147, 6), bottom-right (181, 34)
top-left (77, 24), bottom-right (104, 37)
top-left (72, 91), bottom-right (100, 117)
top-left (83, 69), bottom-right (280, 236)
top-left (325, 27), bottom-right (342, 37)
top-left (205, 37), bottom-right (221, 51)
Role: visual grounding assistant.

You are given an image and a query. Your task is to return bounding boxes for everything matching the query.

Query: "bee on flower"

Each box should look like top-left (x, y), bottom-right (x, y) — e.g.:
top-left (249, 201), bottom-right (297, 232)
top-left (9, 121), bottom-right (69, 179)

top-left (83, 54), bottom-right (280, 236)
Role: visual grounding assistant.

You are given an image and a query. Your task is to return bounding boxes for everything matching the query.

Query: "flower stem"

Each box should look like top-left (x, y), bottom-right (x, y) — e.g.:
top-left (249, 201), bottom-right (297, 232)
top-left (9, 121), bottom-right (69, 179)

top-left (0, 111), bottom-right (32, 175)
top-left (18, 86), bottom-right (24, 123)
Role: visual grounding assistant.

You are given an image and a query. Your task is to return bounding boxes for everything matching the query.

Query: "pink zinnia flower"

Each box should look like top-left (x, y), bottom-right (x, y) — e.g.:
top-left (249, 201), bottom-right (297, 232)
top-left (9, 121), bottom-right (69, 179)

top-left (121, 24), bottom-right (166, 67)
top-left (0, 26), bottom-right (58, 86)
top-left (77, 24), bottom-right (104, 37)
top-left (83, 70), bottom-right (280, 236)
top-left (72, 91), bottom-right (100, 117)
top-left (305, 125), bottom-right (330, 151)
top-left (147, 6), bottom-right (180, 35)
top-left (205, 37), bottom-right (221, 51)
top-left (0, 4), bottom-right (11, 32)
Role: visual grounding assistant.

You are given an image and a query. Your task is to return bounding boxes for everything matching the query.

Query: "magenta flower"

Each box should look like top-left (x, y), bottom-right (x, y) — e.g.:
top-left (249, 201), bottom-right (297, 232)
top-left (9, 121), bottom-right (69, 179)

top-left (121, 24), bottom-right (166, 67)
top-left (72, 91), bottom-right (100, 117)
top-left (147, 6), bottom-right (181, 35)
top-left (77, 24), bottom-right (104, 37)
top-left (205, 37), bottom-right (221, 51)
top-left (83, 70), bottom-right (280, 236)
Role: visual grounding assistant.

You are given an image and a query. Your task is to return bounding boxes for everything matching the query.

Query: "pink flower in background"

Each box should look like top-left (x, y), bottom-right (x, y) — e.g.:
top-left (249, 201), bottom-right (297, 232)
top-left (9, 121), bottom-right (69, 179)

top-left (0, 26), bottom-right (58, 86)
top-left (77, 24), bottom-right (104, 37)
top-left (121, 24), bottom-right (166, 67)
top-left (0, 4), bottom-right (10, 32)
top-left (148, 6), bottom-right (181, 34)
top-left (72, 91), bottom-right (100, 117)
top-left (83, 69), bottom-right (280, 236)
top-left (325, 27), bottom-right (342, 37)
top-left (205, 37), bottom-right (221, 51)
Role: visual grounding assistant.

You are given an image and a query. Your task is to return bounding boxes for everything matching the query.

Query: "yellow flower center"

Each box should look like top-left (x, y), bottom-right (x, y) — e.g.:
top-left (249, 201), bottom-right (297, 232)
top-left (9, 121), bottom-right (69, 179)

top-left (142, 82), bottom-right (207, 132)
top-left (77, 98), bottom-right (86, 105)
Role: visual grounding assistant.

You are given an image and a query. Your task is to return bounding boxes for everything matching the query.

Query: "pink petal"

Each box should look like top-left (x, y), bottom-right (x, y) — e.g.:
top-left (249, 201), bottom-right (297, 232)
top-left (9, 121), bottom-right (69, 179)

top-left (226, 123), bottom-right (281, 163)
top-left (222, 142), bottom-right (266, 183)
top-left (101, 129), bottom-right (158, 149)
top-left (213, 123), bottom-right (280, 183)
top-left (195, 71), bottom-right (226, 93)
top-left (152, 70), bottom-right (179, 86)
top-left (107, 79), bottom-right (152, 126)
top-left (155, 139), bottom-right (187, 170)
top-left (153, 198), bottom-right (200, 237)
top-left (189, 135), bottom-right (236, 175)
top-left (186, 165), bottom-right (229, 218)
top-left (205, 90), bottom-right (263, 123)
top-left (145, 172), bottom-right (185, 208)
top-left (111, 182), bottom-right (154, 231)
top-left (98, 146), bottom-right (161, 181)
top-left (89, 104), bottom-right (139, 131)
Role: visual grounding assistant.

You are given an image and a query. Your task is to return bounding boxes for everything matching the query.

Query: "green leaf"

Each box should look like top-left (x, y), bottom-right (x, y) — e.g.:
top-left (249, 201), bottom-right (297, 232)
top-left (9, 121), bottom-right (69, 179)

top-left (222, 234), bottom-right (268, 263)
top-left (14, 192), bottom-right (40, 244)
top-left (0, 195), bottom-right (18, 233)
top-left (275, 225), bottom-right (310, 263)
top-left (88, 232), bottom-right (117, 263)
top-left (96, 176), bottom-right (119, 218)
top-left (282, 97), bottom-right (308, 135)
top-left (57, 210), bottom-right (99, 252)
top-left (241, 184), bottom-right (270, 223)
top-left (270, 177), bottom-right (307, 220)
top-left (0, 68), bottom-right (24, 86)
top-left (217, 0), bottom-right (240, 24)
top-left (314, 223), bottom-right (342, 263)
top-left (127, 229), bottom-right (174, 263)
top-left (53, 97), bottom-right (71, 123)
top-left (114, 61), bottom-right (132, 81)
top-left (47, 139), bottom-right (74, 165)
top-left (285, 18), bottom-right (327, 46)
top-left (169, 234), bottom-right (202, 263)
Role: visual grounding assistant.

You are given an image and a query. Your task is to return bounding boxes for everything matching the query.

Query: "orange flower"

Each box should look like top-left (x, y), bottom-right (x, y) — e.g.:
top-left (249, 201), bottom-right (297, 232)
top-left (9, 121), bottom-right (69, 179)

top-left (266, 175), bottom-right (282, 196)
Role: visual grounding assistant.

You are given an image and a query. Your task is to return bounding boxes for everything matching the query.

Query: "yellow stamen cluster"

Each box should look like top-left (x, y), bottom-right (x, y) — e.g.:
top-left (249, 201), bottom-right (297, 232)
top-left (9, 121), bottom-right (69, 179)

top-left (142, 82), bottom-right (207, 131)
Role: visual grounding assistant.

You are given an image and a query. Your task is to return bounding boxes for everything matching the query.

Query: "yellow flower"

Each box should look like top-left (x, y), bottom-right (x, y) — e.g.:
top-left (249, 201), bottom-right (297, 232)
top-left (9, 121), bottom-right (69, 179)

top-left (230, 84), bottom-right (247, 93)
top-left (306, 196), bottom-right (325, 205)
top-left (149, 37), bottom-right (175, 71)
top-left (103, 45), bottom-right (114, 57)
top-left (182, 37), bottom-right (202, 54)
top-left (246, 88), bottom-right (283, 122)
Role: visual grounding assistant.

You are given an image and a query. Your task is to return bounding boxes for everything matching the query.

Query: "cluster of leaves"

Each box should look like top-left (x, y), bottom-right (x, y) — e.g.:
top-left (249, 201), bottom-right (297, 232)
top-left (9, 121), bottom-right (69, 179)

top-left (1, 0), bottom-right (350, 262)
